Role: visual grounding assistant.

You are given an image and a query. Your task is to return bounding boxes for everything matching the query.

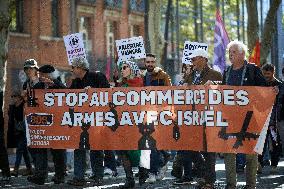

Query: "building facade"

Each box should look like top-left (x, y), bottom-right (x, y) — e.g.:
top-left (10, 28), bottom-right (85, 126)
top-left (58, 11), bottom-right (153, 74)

top-left (5, 0), bottom-right (145, 132)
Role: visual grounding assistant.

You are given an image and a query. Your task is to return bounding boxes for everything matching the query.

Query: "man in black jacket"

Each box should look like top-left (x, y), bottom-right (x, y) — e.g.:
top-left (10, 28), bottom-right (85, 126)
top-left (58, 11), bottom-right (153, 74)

top-left (67, 57), bottom-right (110, 186)
top-left (222, 41), bottom-right (267, 189)
top-left (26, 63), bottom-right (67, 185)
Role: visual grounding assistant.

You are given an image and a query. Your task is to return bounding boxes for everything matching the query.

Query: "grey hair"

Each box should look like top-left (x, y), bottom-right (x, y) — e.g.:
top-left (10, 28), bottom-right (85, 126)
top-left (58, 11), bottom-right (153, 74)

top-left (71, 57), bottom-right (89, 70)
top-left (227, 40), bottom-right (248, 54)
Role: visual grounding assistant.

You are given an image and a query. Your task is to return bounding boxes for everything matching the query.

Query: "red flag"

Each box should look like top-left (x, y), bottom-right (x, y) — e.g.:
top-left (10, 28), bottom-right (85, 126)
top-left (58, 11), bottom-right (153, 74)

top-left (249, 39), bottom-right (261, 67)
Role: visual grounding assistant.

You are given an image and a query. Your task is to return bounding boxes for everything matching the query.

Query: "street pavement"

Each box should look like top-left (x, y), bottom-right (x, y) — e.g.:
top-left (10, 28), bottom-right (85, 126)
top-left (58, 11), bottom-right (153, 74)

top-left (1, 157), bottom-right (284, 189)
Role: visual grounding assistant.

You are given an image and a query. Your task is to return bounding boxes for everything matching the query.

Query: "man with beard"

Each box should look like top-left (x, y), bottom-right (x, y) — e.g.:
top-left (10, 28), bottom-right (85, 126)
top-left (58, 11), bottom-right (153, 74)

top-left (141, 53), bottom-right (171, 183)
top-left (143, 53), bottom-right (171, 86)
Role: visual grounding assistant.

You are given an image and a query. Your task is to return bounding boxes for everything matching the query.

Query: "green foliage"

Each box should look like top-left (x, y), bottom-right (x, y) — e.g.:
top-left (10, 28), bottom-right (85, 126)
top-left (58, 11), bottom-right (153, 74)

top-left (9, 0), bottom-right (16, 31)
top-left (162, 0), bottom-right (246, 60)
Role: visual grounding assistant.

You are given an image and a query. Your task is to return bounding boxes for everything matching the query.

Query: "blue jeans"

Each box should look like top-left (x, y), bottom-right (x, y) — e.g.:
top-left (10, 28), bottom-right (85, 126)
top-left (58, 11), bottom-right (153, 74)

top-left (30, 148), bottom-right (48, 179)
top-left (236, 153), bottom-right (246, 168)
top-left (74, 149), bottom-right (104, 180)
top-left (14, 135), bottom-right (32, 169)
top-left (90, 150), bottom-right (104, 178)
top-left (104, 151), bottom-right (117, 172)
top-left (149, 149), bottom-right (163, 174)
top-left (180, 151), bottom-right (193, 179)
top-left (74, 149), bottom-right (86, 180)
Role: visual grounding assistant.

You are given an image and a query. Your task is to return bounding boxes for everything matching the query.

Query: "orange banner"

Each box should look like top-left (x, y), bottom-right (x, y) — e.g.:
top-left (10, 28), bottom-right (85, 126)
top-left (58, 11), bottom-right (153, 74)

top-left (24, 85), bottom-right (275, 154)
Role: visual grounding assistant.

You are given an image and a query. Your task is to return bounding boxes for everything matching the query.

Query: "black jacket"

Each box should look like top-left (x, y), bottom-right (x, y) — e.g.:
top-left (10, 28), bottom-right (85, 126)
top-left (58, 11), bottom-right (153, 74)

top-left (70, 71), bottom-right (110, 89)
top-left (222, 61), bottom-right (267, 86)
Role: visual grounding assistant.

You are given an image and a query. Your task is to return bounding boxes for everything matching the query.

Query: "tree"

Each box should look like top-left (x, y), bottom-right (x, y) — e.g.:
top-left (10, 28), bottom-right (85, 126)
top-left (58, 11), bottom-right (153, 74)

top-left (147, 0), bottom-right (165, 67)
top-left (0, 1), bottom-right (11, 92)
top-left (246, 0), bottom-right (282, 65)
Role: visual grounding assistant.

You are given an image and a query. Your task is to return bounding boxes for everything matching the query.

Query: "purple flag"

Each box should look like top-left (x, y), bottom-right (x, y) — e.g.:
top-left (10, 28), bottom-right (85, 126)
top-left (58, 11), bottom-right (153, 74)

top-left (213, 10), bottom-right (230, 74)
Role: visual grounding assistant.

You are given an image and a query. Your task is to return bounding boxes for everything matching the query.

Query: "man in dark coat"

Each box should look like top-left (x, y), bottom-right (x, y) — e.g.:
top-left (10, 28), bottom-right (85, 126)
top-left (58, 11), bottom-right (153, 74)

top-left (67, 57), bottom-right (110, 187)
top-left (23, 60), bottom-right (67, 185)
top-left (176, 48), bottom-right (222, 187)
top-left (222, 41), bottom-right (267, 189)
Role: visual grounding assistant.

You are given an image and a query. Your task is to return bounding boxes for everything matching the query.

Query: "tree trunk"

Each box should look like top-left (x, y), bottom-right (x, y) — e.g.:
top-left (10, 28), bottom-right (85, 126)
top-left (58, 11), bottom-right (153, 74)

top-left (260, 0), bottom-right (282, 65)
top-left (0, 1), bottom-right (10, 92)
top-left (161, 0), bottom-right (172, 67)
top-left (246, 0), bottom-right (259, 53)
top-left (241, 0), bottom-right (245, 42)
top-left (175, 0), bottom-right (180, 64)
top-left (193, 0), bottom-right (198, 41)
top-left (236, 0), bottom-right (240, 40)
top-left (148, 0), bottom-right (164, 67)
top-left (200, 0), bottom-right (203, 42)
top-left (144, 0), bottom-right (151, 52)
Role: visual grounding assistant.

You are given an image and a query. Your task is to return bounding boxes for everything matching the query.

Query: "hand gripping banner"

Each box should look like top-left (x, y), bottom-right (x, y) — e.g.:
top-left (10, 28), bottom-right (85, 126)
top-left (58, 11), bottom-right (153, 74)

top-left (24, 85), bottom-right (275, 154)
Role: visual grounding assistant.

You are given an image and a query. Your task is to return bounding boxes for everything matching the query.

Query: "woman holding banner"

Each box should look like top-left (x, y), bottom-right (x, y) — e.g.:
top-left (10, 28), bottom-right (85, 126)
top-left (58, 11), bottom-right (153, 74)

top-left (115, 60), bottom-right (148, 188)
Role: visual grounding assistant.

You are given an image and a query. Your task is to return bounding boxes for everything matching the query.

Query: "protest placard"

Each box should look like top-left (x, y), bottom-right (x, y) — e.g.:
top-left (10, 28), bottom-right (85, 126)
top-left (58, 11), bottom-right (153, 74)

top-left (182, 41), bottom-right (208, 64)
top-left (63, 33), bottom-right (87, 65)
top-left (115, 36), bottom-right (146, 61)
top-left (25, 85), bottom-right (275, 154)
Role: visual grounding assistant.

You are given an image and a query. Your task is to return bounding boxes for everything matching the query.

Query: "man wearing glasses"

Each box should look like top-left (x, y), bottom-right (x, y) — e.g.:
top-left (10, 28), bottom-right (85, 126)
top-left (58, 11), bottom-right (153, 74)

top-left (177, 48), bottom-right (222, 187)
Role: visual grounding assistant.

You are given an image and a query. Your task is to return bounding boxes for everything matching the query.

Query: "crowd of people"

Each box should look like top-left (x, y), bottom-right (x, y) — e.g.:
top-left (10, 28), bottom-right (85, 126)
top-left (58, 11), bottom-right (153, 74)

top-left (0, 40), bottom-right (284, 189)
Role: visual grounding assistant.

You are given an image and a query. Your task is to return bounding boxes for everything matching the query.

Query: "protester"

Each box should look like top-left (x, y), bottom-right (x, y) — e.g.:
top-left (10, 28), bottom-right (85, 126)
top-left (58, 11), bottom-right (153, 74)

top-left (277, 68), bottom-right (284, 155)
top-left (174, 64), bottom-right (193, 86)
top-left (259, 64), bottom-right (283, 173)
top-left (22, 59), bottom-right (41, 91)
top-left (24, 63), bottom-right (67, 185)
top-left (9, 90), bottom-right (32, 177)
top-left (104, 151), bottom-right (118, 177)
top-left (21, 59), bottom-right (49, 185)
top-left (115, 60), bottom-right (146, 188)
top-left (222, 40), bottom-right (267, 189)
top-left (38, 64), bottom-right (67, 184)
top-left (178, 48), bottom-right (222, 188)
top-left (67, 57), bottom-right (110, 186)
top-left (141, 53), bottom-right (171, 183)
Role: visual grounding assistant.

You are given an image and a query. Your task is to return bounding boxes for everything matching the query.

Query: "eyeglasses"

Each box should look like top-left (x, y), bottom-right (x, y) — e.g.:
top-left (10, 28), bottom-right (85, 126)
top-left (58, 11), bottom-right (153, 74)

top-left (121, 65), bottom-right (129, 71)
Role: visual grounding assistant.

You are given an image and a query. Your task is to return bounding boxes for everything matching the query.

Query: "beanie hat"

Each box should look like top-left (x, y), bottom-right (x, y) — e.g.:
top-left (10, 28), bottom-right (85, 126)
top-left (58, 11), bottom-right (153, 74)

top-left (118, 60), bottom-right (140, 77)
top-left (38, 65), bottom-right (55, 73)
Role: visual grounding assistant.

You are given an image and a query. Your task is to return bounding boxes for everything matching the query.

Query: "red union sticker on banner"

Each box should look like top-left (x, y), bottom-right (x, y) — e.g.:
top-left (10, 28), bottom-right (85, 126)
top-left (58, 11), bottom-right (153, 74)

top-left (63, 32), bottom-right (87, 65)
top-left (24, 85), bottom-right (275, 154)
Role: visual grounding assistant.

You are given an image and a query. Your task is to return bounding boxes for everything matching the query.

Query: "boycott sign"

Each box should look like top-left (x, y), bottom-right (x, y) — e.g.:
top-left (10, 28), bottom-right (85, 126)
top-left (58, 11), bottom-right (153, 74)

top-left (63, 33), bottom-right (87, 65)
top-left (24, 86), bottom-right (275, 154)
top-left (115, 36), bottom-right (146, 61)
top-left (182, 41), bottom-right (208, 64)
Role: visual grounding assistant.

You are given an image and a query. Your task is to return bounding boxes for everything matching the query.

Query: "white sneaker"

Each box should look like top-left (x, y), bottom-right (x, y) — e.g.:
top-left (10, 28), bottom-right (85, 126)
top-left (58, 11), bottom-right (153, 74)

top-left (104, 168), bottom-right (113, 176)
top-left (156, 165), bottom-right (168, 181)
top-left (146, 173), bottom-right (156, 183)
